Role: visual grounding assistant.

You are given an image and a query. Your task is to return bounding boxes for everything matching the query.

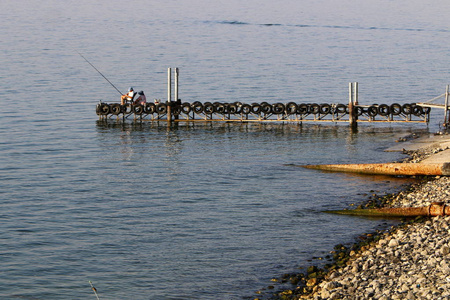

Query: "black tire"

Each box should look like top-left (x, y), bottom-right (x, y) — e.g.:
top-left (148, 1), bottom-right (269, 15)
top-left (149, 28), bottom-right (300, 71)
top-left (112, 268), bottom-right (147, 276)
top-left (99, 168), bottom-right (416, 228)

top-left (390, 103), bottom-right (402, 115)
top-left (251, 103), bottom-right (262, 114)
top-left (319, 104), bottom-right (331, 115)
top-left (100, 103), bottom-right (110, 115)
top-left (402, 104), bottom-right (413, 115)
top-left (286, 102), bottom-right (298, 115)
top-left (378, 104), bottom-right (390, 116)
top-left (213, 102), bottom-right (226, 114)
top-left (111, 104), bottom-right (121, 115)
top-left (234, 102), bottom-right (243, 114)
top-left (309, 103), bottom-right (320, 114)
top-left (204, 102), bottom-right (214, 114)
top-left (367, 106), bottom-right (378, 117)
top-left (172, 104), bottom-right (181, 115)
top-left (261, 103), bottom-right (272, 114)
top-left (181, 103), bottom-right (191, 114)
top-left (272, 103), bottom-right (285, 114)
top-left (156, 103), bottom-right (167, 114)
top-left (145, 103), bottom-right (156, 114)
top-left (297, 103), bottom-right (309, 114)
top-left (133, 104), bottom-right (144, 115)
top-left (422, 106), bottom-right (431, 114)
top-left (122, 104), bottom-right (132, 114)
top-left (241, 104), bottom-right (251, 114)
top-left (412, 105), bottom-right (423, 116)
top-left (356, 106), bottom-right (364, 116)
top-left (226, 103), bottom-right (238, 114)
top-left (192, 102), bottom-right (203, 114)
top-left (334, 104), bottom-right (347, 114)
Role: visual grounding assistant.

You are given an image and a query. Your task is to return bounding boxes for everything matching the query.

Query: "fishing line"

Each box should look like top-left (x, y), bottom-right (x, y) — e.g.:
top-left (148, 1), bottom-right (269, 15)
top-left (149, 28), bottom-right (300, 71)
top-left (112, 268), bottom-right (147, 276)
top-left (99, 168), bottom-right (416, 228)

top-left (77, 51), bottom-right (123, 95)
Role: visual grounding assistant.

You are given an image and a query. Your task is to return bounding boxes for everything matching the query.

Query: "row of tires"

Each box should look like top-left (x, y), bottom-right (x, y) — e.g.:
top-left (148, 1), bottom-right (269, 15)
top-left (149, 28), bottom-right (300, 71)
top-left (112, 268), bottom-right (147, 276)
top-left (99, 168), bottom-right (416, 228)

top-left (354, 103), bottom-right (430, 117)
top-left (96, 102), bottom-right (430, 117)
top-left (97, 102), bottom-right (170, 116)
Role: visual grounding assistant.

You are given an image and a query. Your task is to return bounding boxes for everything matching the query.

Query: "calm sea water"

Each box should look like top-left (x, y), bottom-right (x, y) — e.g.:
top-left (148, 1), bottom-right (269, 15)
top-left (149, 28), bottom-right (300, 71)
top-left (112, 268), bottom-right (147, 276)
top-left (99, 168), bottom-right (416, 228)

top-left (1, 0), bottom-right (449, 299)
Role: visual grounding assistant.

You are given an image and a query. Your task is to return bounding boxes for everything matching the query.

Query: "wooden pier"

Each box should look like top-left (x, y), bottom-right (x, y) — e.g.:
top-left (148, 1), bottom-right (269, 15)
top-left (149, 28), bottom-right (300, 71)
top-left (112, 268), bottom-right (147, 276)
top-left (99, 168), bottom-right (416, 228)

top-left (95, 69), bottom-right (449, 127)
top-left (96, 100), bottom-right (430, 125)
top-left (417, 85), bottom-right (450, 127)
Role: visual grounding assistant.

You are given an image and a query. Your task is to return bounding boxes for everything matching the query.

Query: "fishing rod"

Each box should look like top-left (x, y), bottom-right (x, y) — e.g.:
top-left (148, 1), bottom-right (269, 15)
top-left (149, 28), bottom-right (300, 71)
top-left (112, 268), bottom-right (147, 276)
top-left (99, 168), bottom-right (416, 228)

top-left (77, 51), bottom-right (123, 95)
top-left (89, 281), bottom-right (100, 300)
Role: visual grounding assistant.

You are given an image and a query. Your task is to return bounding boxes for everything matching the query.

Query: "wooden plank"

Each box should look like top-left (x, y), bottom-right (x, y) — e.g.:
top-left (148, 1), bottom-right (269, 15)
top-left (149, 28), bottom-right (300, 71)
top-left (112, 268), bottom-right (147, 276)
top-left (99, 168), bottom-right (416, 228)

top-left (416, 102), bottom-right (446, 109)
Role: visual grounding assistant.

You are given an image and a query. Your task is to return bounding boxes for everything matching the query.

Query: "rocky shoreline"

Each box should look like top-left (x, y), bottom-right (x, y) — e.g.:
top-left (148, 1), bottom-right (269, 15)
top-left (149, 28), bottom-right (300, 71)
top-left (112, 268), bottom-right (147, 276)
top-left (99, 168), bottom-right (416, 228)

top-left (262, 135), bottom-right (450, 300)
top-left (308, 176), bottom-right (450, 300)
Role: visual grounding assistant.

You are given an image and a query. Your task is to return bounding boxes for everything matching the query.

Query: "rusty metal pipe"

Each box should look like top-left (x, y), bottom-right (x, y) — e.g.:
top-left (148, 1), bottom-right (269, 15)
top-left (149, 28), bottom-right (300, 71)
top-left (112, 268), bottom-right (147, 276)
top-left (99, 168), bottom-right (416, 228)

top-left (300, 163), bottom-right (450, 176)
top-left (326, 202), bottom-right (450, 217)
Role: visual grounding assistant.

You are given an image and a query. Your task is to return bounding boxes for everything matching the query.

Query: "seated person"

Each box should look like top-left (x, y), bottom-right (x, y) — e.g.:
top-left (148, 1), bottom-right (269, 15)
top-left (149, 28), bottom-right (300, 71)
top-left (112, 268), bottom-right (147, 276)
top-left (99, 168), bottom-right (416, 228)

top-left (133, 91), bottom-right (147, 105)
top-left (121, 87), bottom-right (135, 105)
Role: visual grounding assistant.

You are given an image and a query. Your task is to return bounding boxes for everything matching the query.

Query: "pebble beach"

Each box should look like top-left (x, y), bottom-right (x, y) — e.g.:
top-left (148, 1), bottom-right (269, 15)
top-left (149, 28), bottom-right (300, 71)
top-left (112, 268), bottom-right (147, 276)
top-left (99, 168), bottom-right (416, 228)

top-left (269, 134), bottom-right (450, 300)
top-left (309, 176), bottom-right (450, 300)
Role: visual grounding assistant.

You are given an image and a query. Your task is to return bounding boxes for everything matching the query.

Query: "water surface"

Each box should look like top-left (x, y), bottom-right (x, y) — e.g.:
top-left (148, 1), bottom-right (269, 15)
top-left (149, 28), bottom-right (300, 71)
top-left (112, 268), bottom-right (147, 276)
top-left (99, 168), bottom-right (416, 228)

top-left (1, 0), bottom-right (449, 299)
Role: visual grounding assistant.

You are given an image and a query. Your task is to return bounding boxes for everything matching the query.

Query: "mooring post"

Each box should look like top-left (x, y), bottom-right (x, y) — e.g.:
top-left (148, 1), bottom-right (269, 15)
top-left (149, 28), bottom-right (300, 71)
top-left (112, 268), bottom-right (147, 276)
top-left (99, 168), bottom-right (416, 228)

top-left (174, 68), bottom-right (179, 121)
top-left (175, 68), bottom-right (179, 102)
top-left (348, 82), bottom-right (358, 128)
top-left (167, 67), bottom-right (172, 123)
top-left (348, 83), bottom-right (353, 125)
top-left (444, 85), bottom-right (449, 127)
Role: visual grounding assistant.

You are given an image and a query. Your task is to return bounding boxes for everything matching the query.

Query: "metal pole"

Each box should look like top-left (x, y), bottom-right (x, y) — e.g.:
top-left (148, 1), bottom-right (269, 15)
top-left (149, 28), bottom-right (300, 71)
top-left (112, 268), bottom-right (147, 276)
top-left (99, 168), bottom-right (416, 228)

top-left (167, 68), bottom-right (172, 123)
top-left (348, 82), bottom-right (357, 128)
top-left (168, 67), bottom-right (172, 102)
top-left (348, 82), bottom-right (352, 125)
top-left (175, 68), bottom-right (179, 102)
top-left (444, 85), bottom-right (449, 126)
top-left (353, 82), bottom-right (358, 128)
top-left (174, 68), bottom-right (179, 121)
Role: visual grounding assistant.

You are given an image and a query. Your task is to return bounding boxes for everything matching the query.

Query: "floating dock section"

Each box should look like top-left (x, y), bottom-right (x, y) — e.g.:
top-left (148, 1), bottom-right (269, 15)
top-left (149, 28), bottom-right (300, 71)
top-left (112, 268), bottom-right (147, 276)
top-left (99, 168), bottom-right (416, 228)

top-left (96, 100), bottom-right (430, 125)
top-left (95, 69), bottom-right (442, 126)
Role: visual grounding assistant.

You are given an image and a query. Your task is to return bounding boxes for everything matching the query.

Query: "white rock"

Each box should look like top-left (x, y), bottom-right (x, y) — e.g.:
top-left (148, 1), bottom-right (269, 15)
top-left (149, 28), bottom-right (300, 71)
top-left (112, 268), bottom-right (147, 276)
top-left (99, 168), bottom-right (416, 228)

top-left (388, 239), bottom-right (399, 248)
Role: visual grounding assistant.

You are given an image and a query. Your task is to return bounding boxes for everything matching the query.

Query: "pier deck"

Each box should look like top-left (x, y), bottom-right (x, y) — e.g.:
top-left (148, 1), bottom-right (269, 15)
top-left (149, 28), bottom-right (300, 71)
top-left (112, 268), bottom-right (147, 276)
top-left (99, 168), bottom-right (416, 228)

top-left (96, 101), bottom-right (430, 124)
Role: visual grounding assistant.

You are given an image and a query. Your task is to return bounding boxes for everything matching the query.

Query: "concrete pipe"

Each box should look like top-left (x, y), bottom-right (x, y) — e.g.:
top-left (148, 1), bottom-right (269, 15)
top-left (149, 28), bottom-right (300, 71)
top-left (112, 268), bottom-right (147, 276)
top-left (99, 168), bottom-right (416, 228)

top-left (301, 163), bottom-right (450, 176)
top-left (326, 202), bottom-right (450, 218)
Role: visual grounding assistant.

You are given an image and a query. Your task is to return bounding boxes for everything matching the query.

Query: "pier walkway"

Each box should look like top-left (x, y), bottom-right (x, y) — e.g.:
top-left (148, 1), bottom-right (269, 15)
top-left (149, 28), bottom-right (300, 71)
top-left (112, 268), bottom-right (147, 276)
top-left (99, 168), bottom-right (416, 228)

top-left (95, 69), bottom-right (450, 127)
top-left (96, 100), bottom-right (430, 125)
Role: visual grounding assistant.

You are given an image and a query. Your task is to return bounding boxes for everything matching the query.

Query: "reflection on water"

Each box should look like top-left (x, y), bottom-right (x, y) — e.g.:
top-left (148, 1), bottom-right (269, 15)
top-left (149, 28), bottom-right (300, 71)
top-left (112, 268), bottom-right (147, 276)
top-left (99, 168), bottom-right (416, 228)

top-left (95, 119), bottom-right (428, 137)
top-left (4, 0), bottom-right (447, 296)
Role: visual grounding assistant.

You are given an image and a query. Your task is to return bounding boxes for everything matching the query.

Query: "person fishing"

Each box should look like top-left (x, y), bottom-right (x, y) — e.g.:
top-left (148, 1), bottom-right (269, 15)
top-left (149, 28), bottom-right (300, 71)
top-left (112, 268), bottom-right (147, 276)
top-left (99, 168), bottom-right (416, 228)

top-left (121, 87), bottom-right (136, 105)
top-left (133, 91), bottom-right (147, 105)
top-left (78, 52), bottom-right (148, 107)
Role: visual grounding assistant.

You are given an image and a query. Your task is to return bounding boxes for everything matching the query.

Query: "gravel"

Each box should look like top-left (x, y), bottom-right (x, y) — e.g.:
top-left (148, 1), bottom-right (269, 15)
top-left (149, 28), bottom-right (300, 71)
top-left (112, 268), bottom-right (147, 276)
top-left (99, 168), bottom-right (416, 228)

top-left (303, 145), bottom-right (450, 300)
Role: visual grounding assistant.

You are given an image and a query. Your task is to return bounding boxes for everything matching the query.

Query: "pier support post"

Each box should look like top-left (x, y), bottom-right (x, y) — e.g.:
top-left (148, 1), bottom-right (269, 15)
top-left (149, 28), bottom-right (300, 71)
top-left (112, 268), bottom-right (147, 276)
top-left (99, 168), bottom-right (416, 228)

top-left (174, 68), bottom-right (179, 121)
top-left (167, 68), bottom-right (172, 123)
top-left (444, 85), bottom-right (449, 128)
top-left (348, 82), bottom-right (358, 129)
top-left (175, 68), bottom-right (179, 103)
